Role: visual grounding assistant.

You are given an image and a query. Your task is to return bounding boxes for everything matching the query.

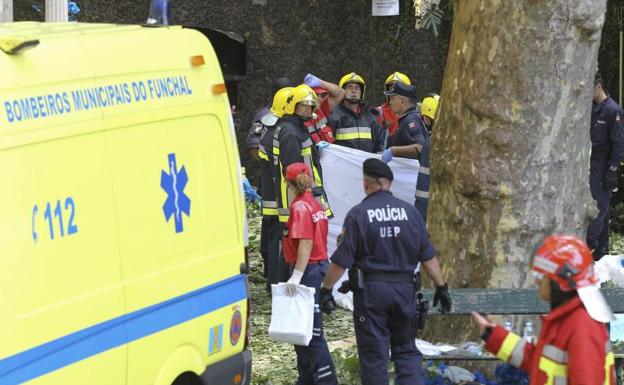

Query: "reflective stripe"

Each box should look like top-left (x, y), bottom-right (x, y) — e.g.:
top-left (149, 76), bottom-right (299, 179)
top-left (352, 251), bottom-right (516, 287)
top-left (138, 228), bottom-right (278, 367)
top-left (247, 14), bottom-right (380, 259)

top-left (415, 190), bottom-right (429, 199)
top-left (538, 357), bottom-right (567, 385)
top-left (533, 255), bottom-right (559, 274)
top-left (262, 208), bottom-right (279, 216)
top-left (419, 166), bottom-right (429, 175)
top-left (496, 332), bottom-right (522, 362)
top-left (508, 338), bottom-right (526, 367)
top-left (318, 372), bottom-right (333, 379)
top-left (336, 132), bottom-right (372, 140)
top-left (302, 147), bottom-right (312, 156)
top-left (318, 365), bottom-right (330, 372)
top-left (302, 138), bottom-right (313, 148)
top-left (554, 376), bottom-right (567, 385)
top-left (263, 200), bottom-right (278, 208)
top-left (335, 126), bottom-right (373, 141)
top-left (258, 151), bottom-right (269, 161)
top-left (605, 351), bottom-right (615, 385)
top-left (542, 344), bottom-right (568, 363)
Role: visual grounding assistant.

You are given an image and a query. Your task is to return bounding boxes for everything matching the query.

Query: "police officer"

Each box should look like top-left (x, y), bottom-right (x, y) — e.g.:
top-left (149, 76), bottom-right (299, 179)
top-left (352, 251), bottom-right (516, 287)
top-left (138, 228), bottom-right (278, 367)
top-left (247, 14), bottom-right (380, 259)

top-left (587, 73), bottom-right (624, 261)
top-left (381, 82), bottom-right (429, 161)
top-left (328, 72), bottom-right (384, 153)
top-left (258, 87), bottom-right (294, 288)
top-left (320, 158), bottom-right (451, 385)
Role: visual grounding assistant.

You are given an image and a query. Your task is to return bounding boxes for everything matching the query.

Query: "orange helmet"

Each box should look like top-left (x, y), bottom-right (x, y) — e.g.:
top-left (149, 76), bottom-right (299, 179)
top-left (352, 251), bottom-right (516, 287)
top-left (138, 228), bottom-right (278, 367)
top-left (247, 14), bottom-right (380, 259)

top-left (531, 235), bottom-right (597, 291)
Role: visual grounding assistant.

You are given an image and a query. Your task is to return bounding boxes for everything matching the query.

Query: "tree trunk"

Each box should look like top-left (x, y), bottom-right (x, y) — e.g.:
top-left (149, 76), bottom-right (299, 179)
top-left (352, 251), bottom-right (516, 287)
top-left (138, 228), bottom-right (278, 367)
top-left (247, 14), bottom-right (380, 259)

top-left (426, 0), bottom-right (606, 340)
top-left (0, 0), bottom-right (13, 22)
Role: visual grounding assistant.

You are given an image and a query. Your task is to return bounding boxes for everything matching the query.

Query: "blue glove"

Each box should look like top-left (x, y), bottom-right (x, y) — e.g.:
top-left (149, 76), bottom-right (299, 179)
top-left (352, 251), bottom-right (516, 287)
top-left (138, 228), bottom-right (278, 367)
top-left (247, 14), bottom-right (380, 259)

top-left (242, 177), bottom-right (260, 203)
top-left (316, 141), bottom-right (330, 151)
top-left (382, 148), bottom-right (393, 163)
top-left (304, 73), bottom-right (322, 88)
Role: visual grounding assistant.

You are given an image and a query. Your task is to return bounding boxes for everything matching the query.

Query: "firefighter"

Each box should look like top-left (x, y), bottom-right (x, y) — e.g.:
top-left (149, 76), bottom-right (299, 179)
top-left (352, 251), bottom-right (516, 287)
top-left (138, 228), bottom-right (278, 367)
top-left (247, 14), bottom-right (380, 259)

top-left (472, 235), bottom-right (616, 385)
top-left (273, 84), bottom-right (333, 224)
top-left (246, 77), bottom-right (292, 160)
top-left (320, 158), bottom-right (451, 385)
top-left (328, 72), bottom-right (384, 153)
top-left (378, 71), bottom-right (412, 146)
top-left (258, 87), bottom-right (294, 288)
top-left (302, 74), bottom-right (345, 145)
top-left (587, 72), bottom-right (624, 261)
top-left (282, 162), bottom-right (338, 385)
top-left (414, 94), bottom-right (439, 223)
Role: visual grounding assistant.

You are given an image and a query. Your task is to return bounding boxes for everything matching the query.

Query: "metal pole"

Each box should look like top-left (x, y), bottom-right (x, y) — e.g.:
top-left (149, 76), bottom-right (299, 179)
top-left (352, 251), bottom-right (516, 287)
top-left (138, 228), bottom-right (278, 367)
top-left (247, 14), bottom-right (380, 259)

top-left (0, 0), bottom-right (13, 23)
top-left (45, 0), bottom-right (68, 22)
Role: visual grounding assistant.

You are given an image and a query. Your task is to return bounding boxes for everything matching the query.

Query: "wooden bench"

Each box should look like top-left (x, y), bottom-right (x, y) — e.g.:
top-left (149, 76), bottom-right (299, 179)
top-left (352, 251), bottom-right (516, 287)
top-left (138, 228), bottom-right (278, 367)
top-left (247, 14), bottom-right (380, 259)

top-left (419, 288), bottom-right (624, 385)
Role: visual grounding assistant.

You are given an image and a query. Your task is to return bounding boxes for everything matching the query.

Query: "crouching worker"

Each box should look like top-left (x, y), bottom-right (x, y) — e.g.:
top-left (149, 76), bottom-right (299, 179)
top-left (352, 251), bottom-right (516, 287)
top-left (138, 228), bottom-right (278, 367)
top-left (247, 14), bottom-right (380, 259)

top-left (283, 162), bottom-right (338, 385)
top-left (472, 235), bottom-right (616, 385)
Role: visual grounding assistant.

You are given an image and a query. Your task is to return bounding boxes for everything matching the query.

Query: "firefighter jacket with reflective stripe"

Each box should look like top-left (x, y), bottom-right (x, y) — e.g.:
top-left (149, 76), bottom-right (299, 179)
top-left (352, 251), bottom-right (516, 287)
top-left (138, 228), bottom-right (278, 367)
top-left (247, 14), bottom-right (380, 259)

top-left (258, 121), bottom-right (278, 217)
top-left (246, 106), bottom-right (270, 150)
top-left (273, 114), bottom-right (333, 223)
top-left (484, 297), bottom-right (615, 385)
top-left (328, 103), bottom-right (384, 153)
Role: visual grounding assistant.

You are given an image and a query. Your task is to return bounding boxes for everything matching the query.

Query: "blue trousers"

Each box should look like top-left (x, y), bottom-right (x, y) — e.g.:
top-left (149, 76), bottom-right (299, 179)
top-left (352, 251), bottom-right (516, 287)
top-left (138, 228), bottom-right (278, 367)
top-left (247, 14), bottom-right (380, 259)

top-left (353, 281), bottom-right (422, 385)
top-left (294, 262), bottom-right (338, 385)
top-left (587, 160), bottom-right (612, 260)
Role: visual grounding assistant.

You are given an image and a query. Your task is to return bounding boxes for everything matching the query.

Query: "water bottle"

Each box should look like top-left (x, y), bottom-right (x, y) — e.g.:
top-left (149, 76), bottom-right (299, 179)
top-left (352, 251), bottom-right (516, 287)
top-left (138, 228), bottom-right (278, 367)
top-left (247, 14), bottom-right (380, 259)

top-left (523, 321), bottom-right (534, 343)
top-left (504, 320), bottom-right (512, 332)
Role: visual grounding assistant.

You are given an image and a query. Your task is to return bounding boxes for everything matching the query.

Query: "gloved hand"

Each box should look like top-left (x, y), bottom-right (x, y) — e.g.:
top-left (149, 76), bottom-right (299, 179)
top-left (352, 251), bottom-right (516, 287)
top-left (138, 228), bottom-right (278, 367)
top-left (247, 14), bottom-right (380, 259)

top-left (304, 73), bottom-right (322, 88)
top-left (381, 148), bottom-right (393, 163)
top-left (605, 167), bottom-right (619, 190)
top-left (242, 177), bottom-right (260, 204)
top-left (433, 283), bottom-right (452, 313)
top-left (316, 141), bottom-right (330, 152)
top-left (319, 287), bottom-right (336, 315)
top-left (285, 269), bottom-right (304, 297)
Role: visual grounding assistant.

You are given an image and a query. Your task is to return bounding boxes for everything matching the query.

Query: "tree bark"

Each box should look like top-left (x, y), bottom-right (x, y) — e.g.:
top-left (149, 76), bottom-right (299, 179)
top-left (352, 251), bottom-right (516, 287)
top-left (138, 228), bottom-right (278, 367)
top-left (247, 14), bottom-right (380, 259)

top-left (430, 1), bottom-right (605, 293)
top-left (0, 0), bottom-right (13, 22)
top-left (45, 0), bottom-right (67, 22)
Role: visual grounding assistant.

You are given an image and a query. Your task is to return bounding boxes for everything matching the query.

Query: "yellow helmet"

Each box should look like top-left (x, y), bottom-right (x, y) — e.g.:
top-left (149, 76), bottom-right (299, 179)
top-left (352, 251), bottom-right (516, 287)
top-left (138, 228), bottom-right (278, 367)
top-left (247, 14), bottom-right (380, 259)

top-left (421, 94), bottom-right (440, 120)
top-left (384, 72), bottom-right (411, 88)
top-left (338, 72), bottom-right (366, 99)
top-left (284, 84), bottom-right (319, 115)
top-left (270, 87), bottom-right (294, 118)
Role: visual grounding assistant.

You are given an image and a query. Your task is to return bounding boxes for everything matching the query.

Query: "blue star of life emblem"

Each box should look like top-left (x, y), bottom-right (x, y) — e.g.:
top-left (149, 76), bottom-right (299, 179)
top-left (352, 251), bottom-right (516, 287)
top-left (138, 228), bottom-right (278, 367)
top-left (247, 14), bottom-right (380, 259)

top-left (160, 153), bottom-right (191, 233)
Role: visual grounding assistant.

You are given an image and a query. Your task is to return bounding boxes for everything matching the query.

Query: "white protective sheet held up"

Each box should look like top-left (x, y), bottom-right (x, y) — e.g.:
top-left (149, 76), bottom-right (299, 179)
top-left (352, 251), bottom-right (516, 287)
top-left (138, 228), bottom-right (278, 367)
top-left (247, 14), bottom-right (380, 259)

top-left (320, 144), bottom-right (420, 310)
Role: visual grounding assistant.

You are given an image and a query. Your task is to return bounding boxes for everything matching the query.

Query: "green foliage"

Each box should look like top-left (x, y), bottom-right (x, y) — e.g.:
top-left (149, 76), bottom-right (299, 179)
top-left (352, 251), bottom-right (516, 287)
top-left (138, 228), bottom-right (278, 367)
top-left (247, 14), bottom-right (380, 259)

top-left (331, 349), bottom-right (361, 385)
top-left (420, 6), bottom-right (444, 37)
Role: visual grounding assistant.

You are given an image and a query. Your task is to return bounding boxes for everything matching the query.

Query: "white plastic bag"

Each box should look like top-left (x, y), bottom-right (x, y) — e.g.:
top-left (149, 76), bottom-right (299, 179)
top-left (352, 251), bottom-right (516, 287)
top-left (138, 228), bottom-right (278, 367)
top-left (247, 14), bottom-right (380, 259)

top-left (595, 254), bottom-right (624, 286)
top-left (268, 283), bottom-right (316, 346)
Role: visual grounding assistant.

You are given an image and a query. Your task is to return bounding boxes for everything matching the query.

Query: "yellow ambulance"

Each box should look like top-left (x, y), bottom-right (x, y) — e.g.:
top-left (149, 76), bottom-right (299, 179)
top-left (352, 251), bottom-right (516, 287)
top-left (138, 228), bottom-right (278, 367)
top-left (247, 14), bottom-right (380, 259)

top-left (0, 23), bottom-right (251, 385)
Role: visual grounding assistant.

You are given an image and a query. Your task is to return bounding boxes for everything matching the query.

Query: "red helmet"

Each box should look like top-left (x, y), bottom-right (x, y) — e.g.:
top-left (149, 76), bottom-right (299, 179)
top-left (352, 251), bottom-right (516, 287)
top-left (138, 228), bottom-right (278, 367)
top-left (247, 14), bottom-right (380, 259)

top-left (531, 235), bottom-right (597, 291)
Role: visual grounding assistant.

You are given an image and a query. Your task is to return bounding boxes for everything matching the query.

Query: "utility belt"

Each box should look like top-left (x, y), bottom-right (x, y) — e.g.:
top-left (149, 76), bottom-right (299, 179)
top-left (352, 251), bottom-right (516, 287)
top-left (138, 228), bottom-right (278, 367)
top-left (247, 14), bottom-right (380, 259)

top-left (339, 267), bottom-right (421, 293)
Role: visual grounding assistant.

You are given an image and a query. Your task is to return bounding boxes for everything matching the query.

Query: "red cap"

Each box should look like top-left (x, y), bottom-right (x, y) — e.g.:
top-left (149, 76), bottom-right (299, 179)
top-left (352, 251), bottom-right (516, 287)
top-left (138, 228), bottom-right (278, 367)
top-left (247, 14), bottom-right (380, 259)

top-left (313, 87), bottom-right (328, 95)
top-left (285, 162), bottom-right (311, 181)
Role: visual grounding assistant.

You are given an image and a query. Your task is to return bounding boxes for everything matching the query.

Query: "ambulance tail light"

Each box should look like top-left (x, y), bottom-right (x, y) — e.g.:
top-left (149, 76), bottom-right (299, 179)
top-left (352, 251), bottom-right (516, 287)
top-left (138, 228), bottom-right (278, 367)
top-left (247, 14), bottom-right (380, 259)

top-left (190, 55), bottom-right (205, 66)
top-left (146, 0), bottom-right (170, 26)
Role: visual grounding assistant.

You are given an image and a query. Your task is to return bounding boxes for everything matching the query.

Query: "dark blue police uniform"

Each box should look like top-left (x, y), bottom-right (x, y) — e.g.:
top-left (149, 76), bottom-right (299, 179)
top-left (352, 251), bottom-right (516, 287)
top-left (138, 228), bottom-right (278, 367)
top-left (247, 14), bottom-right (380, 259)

top-left (587, 96), bottom-right (624, 259)
top-left (331, 190), bottom-right (435, 385)
top-left (414, 140), bottom-right (430, 223)
top-left (390, 107), bottom-right (428, 150)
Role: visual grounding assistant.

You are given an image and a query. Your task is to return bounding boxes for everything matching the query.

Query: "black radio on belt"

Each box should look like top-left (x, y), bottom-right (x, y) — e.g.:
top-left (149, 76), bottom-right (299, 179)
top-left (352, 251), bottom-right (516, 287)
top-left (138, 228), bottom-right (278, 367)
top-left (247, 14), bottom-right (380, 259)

top-left (348, 267), bottom-right (365, 291)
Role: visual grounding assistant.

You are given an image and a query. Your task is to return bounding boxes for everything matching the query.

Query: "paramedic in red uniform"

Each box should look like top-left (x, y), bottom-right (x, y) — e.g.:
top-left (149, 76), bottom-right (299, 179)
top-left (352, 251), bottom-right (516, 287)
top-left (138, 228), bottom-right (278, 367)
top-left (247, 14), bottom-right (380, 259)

top-left (282, 162), bottom-right (338, 385)
top-left (472, 235), bottom-right (616, 385)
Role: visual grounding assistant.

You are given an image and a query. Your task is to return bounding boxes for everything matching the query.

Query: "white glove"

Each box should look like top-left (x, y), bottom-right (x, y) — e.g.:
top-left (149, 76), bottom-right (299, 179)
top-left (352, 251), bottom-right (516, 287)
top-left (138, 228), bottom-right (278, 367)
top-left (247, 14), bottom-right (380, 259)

top-left (286, 269), bottom-right (304, 297)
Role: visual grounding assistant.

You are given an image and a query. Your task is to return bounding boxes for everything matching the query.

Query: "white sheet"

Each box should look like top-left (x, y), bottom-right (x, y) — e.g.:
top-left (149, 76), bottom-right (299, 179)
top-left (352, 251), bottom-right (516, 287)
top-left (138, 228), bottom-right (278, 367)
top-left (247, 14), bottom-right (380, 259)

top-left (320, 144), bottom-right (420, 309)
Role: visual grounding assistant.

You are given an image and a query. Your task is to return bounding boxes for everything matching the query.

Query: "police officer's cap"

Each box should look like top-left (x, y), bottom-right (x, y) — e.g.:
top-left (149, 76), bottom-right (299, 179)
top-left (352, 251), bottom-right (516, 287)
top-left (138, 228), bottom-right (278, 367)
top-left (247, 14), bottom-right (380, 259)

top-left (363, 158), bottom-right (393, 181)
top-left (383, 82), bottom-right (417, 99)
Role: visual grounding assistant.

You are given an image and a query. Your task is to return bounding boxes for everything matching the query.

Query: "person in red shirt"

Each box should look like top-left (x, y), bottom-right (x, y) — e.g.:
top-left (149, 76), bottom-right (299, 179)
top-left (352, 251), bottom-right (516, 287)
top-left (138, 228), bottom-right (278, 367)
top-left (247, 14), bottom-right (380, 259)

top-left (302, 73), bottom-right (345, 146)
top-left (282, 162), bottom-right (338, 385)
top-left (472, 235), bottom-right (616, 385)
